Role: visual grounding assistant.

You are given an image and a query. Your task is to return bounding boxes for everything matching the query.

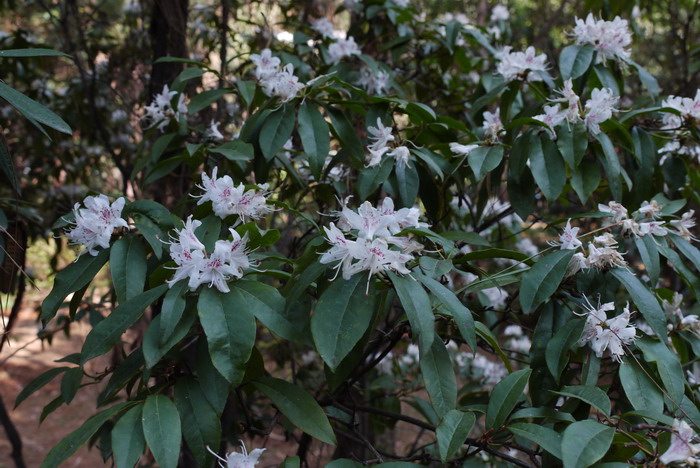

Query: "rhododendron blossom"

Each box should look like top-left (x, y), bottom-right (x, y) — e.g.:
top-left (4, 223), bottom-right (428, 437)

top-left (195, 168), bottom-right (273, 223)
top-left (496, 46), bottom-right (548, 82)
top-left (579, 299), bottom-right (636, 361)
top-left (143, 84), bottom-right (187, 132)
top-left (327, 36), bottom-right (361, 65)
top-left (208, 442), bottom-right (265, 468)
top-left (572, 14), bottom-right (632, 63)
top-left (583, 88), bottom-right (618, 134)
top-left (65, 195), bottom-right (128, 256)
top-left (659, 419), bottom-right (700, 466)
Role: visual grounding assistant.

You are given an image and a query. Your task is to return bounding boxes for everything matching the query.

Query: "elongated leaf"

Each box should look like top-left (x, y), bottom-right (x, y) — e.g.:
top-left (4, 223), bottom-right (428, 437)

top-left (486, 368), bottom-right (532, 429)
top-left (0, 81), bottom-right (72, 134)
top-left (209, 140), bottom-right (254, 161)
top-left (545, 319), bottom-right (585, 382)
top-left (619, 358), bottom-right (663, 415)
top-left (188, 88), bottom-right (230, 114)
top-left (60, 367), bottom-right (82, 404)
top-left (436, 410), bottom-right (475, 462)
top-left (41, 403), bottom-right (129, 468)
top-left (159, 280), bottom-right (188, 344)
top-left (142, 395), bottom-right (181, 468)
top-left (174, 378), bottom-right (221, 467)
top-left (358, 157), bottom-right (393, 200)
top-left (511, 407), bottom-right (575, 423)
top-left (671, 233), bottom-right (700, 273)
top-left (420, 338), bottom-right (457, 418)
top-left (561, 420), bottom-right (614, 468)
top-left (311, 275), bottom-right (376, 370)
top-left (596, 133), bottom-right (623, 200)
top-left (15, 367), bottom-right (69, 408)
top-left (0, 48), bottom-right (69, 58)
top-left (394, 162), bottom-right (419, 208)
top-left (389, 272), bottom-right (435, 351)
top-left (297, 101), bottom-right (330, 178)
top-left (110, 236), bottom-right (147, 304)
top-left (508, 422), bottom-right (562, 459)
top-left (416, 273), bottom-right (476, 353)
top-left (553, 385), bottom-right (611, 416)
top-left (635, 336), bottom-right (685, 405)
top-left (529, 133), bottom-right (565, 201)
top-left (635, 235), bottom-right (660, 285)
top-left (610, 268), bottom-right (667, 339)
top-left (198, 287), bottom-right (256, 384)
top-left (559, 45), bottom-right (595, 80)
top-left (571, 162), bottom-right (600, 203)
top-left (468, 146), bottom-right (503, 181)
top-left (259, 104), bottom-right (295, 160)
top-left (81, 285), bottom-right (168, 364)
top-left (42, 249), bottom-right (110, 323)
top-left (143, 309), bottom-right (196, 368)
top-left (520, 250), bottom-right (574, 314)
top-left (112, 405), bottom-right (145, 468)
top-left (253, 377), bottom-right (336, 445)
top-left (196, 339), bottom-right (229, 415)
top-left (557, 121), bottom-right (588, 169)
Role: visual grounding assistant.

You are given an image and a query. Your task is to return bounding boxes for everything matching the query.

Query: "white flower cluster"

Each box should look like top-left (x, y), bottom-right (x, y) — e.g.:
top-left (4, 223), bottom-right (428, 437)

top-left (482, 108), bottom-right (504, 141)
top-left (572, 14), bottom-right (632, 63)
top-left (550, 218), bottom-right (627, 275)
top-left (503, 324), bottom-right (532, 353)
top-left (310, 18), bottom-right (335, 39)
top-left (662, 90), bottom-right (700, 129)
top-left (195, 168), bottom-right (274, 224)
top-left (496, 46), bottom-right (548, 82)
top-left (364, 118), bottom-right (410, 168)
top-left (327, 36), bottom-right (361, 65)
top-left (535, 81), bottom-right (618, 135)
top-left (65, 195), bottom-right (128, 256)
top-left (660, 419), bottom-right (700, 466)
top-left (208, 442), bottom-right (265, 468)
top-left (490, 4), bottom-right (509, 22)
top-left (609, 200), bottom-right (697, 241)
top-left (471, 354), bottom-right (507, 388)
top-left (578, 299), bottom-right (636, 362)
top-left (357, 66), bottom-right (391, 95)
top-left (143, 84), bottom-right (187, 132)
top-left (251, 49), bottom-right (304, 102)
top-left (167, 216), bottom-right (251, 293)
top-left (319, 197), bottom-right (427, 288)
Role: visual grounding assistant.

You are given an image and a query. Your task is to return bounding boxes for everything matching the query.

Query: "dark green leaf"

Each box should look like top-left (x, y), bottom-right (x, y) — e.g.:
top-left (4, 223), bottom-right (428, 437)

top-left (468, 146), bottom-right (503, 181)
top-left (529, 133), bottom-right (565, 201)
top-left (188, 89), bottom-right (230, 114)
top-left (520, 250), bottom-right (575, 314)
top-left (635, 336), bottom-right (685, 405)
top-left (15, 367), bottom-right (69, 408)
top-left (486, 368), bottom-right (532, 429)
top-left (634, 236), bottom-right (660, 285)
top-left (559, 45), bottom-right (595, 80)
top-left (174, 378), bottom-right (221, 467)
top-left (596, 133), bottom-right (623, 200)
top-left (389, 272), bottom-right (435, 351)
top-left (209, 140), bottom-right (254, 161)
top-left (259, 104), bottom-right (295, 160)
top-left (570, 162), bottom-right (600, 203)
top-left (60, 367), bottom-right (82, 405)
top-left (610, 268), bottom-right (667, 340)
top-left (142, 395), bottom-right (181, 468)
top-left (561, 420), bottom-right (614, 468)
top-left (436, 410), bottom-right (475, 462)
top-left (619, 358), bottom-right (663, 415)
top-left (0, 81), bottom-right (72, 134)
top-left (110, 236), bottom-right (147, 304)
top-left (143, 308), bottom-right (195, 368)
top-left (0, 48), bottom-right (69, 58)
top-left (557, 122), bottom-right (588, 169)
top-left (159, 280), bottom-right (188, 344)
top-left (298, 101), bottom-right (330, 178)
top-left (545, 319), bottom-right (585, 382)
top-left (0, 140), bottom-right (20, 194)
top-left (394, 163), bottom-right (419, 208)
top-left (508, 422), bottom-right (562, 459)
top-left (420, 338), bottom-right (457, 418)
top-left (553, 385), bottom-right (611, 416)
top-left (112, 405), bottom-right (145, 468)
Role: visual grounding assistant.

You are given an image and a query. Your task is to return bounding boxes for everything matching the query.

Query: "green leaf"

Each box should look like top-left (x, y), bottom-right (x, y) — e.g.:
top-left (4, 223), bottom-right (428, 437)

top-left (420, 338), bottom-right (457, 418)
top-left (0, 81), bottom-right (72, 134)
top-left (358, 158), bottom-right (393, 200)
top-left (198, 287), bottom-right (256, 384)
top-left (209, 140), bottom-right (254, 161)
top-left (626, 59), bottom-right (660, 96)
top-left (545, 319), bottom-right (585, 382)
top-left (635, 336), bottom-right (685, 405)
top-left (298, 101), bottom-right (330, 179)
top-left (159, 280), bottom-right (188, 344)
top-left (253, 377), bottom-right (336, 445)
top-left (394, 162), bottom-right (420, 208)
top-left (609, 268), bottom-right (667, 340)
top-left (511, 407), bottom-right (576, 423)
top-left (529, 133), bottom-right (565, 201)
top-left (570, 162), bottom-right (600, 203)
top-left (468, 146), bottom-right (503, 181)
top-left (561, 420), bottom-right (614, 468)
top-left (557, 121), bottom-right (588, 169)
top-left (15, 367), bottom-right (69, 408)
top-left (41, 249), bottom-right (110, 323)
top-left (110, 236), bottom-right (148, 304)
top-left (436, 410), bottom-right (475, 462)
top-left (112, 405), bottom-right (145, 468)
top-left (553, 385), bottom-right (611, 416)
top-left (389, 272), bottom-right (435, 352)
top-left (508, 422), bottom-right (562, 459)
top-left (634, 236), bottom-right (660, 285)
top-left (520, 250), bottom-right (575, 314)
top-left (619, 358), bottom-right (663, 415)
top-left (475, 322), bottom-right (513, 372)
top-left (133, 216), bottom-right (163, 258)
top-left (326, 106), bottom-right (363, 160)
top-left (60, 367), bottom-right (82, 404)
top-left (236, 80), bottom-right (256, 108)
top-left (0, 48), bottom-right (69, 58)
top-left (174, 378), bottom-right (221, 468)
top-left (311, 275), bottom-right (377, 370)
top-left (596, 133), bottom-right (623, 200)
top-left (671, 233), bottom-right (700, 273)
top-left (559, 45), bottom-right (595, 80)
top-left (486, 368), bottom-right (532, 429)
top-left (194, 215), bottom-right (222, 252)
top-left (188, 88), bottom-right (230, 114)
top-left (80, 285), bottom-right (168, 364)
top-left (143, 308), bottom-right (196, 368)
top-left (41, 402), bottom-right (129, 468)
top-left (196, 338), bottom-right (229, 415)
top-left (259, 104), bottom-right (295, 160)
top-left (142, 395), bottom-right (181, 468)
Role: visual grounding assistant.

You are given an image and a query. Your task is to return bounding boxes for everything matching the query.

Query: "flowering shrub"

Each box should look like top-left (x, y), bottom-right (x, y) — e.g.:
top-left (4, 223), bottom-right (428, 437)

top-left (4, 1), bottom-right (700, 467)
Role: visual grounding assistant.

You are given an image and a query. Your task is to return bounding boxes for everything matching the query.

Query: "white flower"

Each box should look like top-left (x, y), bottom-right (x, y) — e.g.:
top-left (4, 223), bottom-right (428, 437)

top-left (195, 167), bottom-right (273, 223)
top-left (208, 441), bottom-right (266, 468)
top-left (503, 325), bottom-right (523, 336)
top-left (661, 90), bottom-right (700, 129)
top-left (327, 36), bottom-right (361, 65)
top-left (387, 146), bottom-right (410, 168)
top-left (204, 120), bottom-right (224, 142)
top-left (357, 67), bottom-right (391, 95)
top-left (593, 232), bottom-right (617, 246)
top-left (579, 299), bottom-right (636, 361)
top-left (638, 221), bottom-right (669, 237)
top-left (482, 109), bottom-right (503, 140)
top-left (583, 88), bottom-right (618, 135)
top-left (636, 199), bottom-right (663, 219)
top-left (572, 14), bottom-right (632, 63)
top-left (533, 104), bottom-right (566, 136)
top-left (566, 252), bottom-right (589, 276)
top-left (449, 142), bottom-right (478, 156)
top-left (598, 201), bottom-right (628, 223)
top-left (143, 84), bottom-right (187, 132)
top-left (552, 219), bottom-right (583, 250)
top-left (260, 63), bottom-right (305, 102)
top-left (586, 243), bottom-right (627, 270)
top-left (65, 195), bottom-right (128, 256)
top-left (490, 4), bottom-right (509, 22)
top-left (471, 354), bottom-right (507, 388)
top-left (663, 292), bottom-right (684, 318)
top-left (509, 336), bottom-right (531, 353)
top-left (551, 79), bottom-right (581, 123)
top-left (671, 210), bottom-right (697, 241)
top-left (367, 118), bottom-right (395, 152)
top-left (659, 419), bottom-right (700, 466)
top-left (311, 18), bottom-right (335, 38)
top-left (250, 49), bottom-right (280, 80)
top-left (496, 46), bottom-right (548, 82)
top-left (482, 287), bottom-right (508, 310)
